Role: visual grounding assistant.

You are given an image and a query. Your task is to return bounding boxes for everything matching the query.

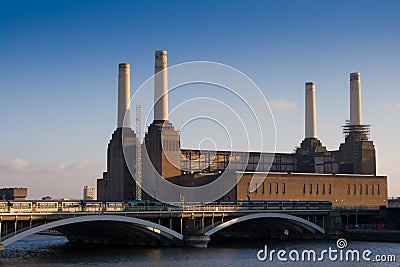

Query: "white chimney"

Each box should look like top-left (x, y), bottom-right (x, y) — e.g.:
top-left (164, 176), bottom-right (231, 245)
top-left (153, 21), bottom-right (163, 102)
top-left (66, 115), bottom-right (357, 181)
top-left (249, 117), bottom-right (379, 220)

top-left (117, 63), bottom-right (131, 128)
top-left (305, 82), bottom-right (317, 138)
top-left (154, 50), bottom-right (168, 121)
top-left (350, 72), bottom-right (362, 125)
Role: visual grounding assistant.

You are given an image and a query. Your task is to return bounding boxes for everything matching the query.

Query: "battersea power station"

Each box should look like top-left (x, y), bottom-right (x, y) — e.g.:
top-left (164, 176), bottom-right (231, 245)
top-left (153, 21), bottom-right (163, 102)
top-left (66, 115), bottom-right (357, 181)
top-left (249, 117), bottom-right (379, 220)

top-left (97, 50), bottom-right (388, 208)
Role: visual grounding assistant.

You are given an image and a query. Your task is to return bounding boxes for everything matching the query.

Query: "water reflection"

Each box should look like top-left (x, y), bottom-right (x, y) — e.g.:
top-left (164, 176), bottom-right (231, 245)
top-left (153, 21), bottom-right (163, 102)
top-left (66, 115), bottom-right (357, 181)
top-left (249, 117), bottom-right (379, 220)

top-left (1, 235), bottom-right (398, 267)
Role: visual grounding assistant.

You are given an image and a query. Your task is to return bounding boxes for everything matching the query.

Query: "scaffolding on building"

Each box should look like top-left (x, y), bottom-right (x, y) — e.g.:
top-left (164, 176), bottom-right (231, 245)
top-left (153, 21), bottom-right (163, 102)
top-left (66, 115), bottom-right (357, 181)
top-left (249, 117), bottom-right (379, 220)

top-left (342, 120), bottom-right (370, 141)
top-left (135, 105), bottom-right (142, 200)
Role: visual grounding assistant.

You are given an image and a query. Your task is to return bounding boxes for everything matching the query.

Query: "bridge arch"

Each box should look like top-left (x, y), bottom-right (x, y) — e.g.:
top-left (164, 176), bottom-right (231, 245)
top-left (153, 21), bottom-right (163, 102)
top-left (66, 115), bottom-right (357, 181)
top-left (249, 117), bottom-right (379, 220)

top-left (204, 213), bottom-right (325, 236)
top-left (1, 215), bottom-right (183, 248)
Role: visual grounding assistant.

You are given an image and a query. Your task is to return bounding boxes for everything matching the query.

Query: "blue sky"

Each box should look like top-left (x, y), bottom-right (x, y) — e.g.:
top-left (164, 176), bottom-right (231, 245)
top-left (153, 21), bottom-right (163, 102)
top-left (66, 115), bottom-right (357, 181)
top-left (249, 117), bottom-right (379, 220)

top-left (0, 0), bottom-right (399, 199)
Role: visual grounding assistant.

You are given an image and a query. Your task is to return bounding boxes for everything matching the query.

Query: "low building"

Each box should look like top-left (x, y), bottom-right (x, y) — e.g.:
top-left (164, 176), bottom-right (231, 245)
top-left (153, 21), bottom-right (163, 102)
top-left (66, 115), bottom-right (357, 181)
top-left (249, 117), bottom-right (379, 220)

top-left (389, 197), bottom-right (400, 207)
top-left (166, 172), bottom-right (387, 209)
top-left (0, 187), bottom-right (28, 200)
top-left (234, 172), bottom-right (387, 208)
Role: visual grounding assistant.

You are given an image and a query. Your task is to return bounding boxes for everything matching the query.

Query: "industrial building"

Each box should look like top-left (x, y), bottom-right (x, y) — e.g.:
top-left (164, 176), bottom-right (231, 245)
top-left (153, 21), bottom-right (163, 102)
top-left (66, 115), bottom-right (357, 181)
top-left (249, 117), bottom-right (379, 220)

top-left (97, 51), bottom-right (387, 208)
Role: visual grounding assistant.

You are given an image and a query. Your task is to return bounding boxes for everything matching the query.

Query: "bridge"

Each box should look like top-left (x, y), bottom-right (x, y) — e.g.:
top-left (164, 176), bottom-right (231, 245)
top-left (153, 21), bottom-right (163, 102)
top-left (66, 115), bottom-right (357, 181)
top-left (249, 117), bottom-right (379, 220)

top-left (0, 201), bottom-right (332, 250)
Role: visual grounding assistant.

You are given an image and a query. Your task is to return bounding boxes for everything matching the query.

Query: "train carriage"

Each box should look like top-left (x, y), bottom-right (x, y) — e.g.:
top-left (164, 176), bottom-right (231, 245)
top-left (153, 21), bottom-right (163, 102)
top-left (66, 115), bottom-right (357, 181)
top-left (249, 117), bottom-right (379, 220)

top-left (62, 202), bottom-right (82, 212)
top-left (0, 201), bottom-right (8, 212)
top-left (85, 202), bottom-right (103, 212)
top-left (36, 202), bottom-right (59, 212)
top-left (9, 202), bottom-right (32, 213)
top-left (316, 201), bottom-right (333, 210)
top-left (251, 201), bottom-right (267, 210)
top-left (146, 201), bottom-right (165, 211)
top-left (266, 201), bottom-right (282, 210)
top-left (289, 201), bottom-right (307, 210)
top-left (105, 202), bottom-right (125, 212)
top-left (307, 201), bottom-right (321, 210)
top-left (127, 201), bottom-right (146, 211)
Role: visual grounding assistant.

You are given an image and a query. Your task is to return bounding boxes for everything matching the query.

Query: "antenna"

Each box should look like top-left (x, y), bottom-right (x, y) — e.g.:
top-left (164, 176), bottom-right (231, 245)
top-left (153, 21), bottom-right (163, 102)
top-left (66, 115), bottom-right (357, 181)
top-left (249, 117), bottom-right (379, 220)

top-left (135, 105), bottom-right (142, 200)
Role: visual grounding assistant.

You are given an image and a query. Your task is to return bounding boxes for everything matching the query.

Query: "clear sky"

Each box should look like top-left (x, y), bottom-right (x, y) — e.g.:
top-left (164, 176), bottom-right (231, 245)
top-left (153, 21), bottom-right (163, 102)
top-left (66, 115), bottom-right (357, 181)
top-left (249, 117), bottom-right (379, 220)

top-left (0, 0), bottom-right (399, 199)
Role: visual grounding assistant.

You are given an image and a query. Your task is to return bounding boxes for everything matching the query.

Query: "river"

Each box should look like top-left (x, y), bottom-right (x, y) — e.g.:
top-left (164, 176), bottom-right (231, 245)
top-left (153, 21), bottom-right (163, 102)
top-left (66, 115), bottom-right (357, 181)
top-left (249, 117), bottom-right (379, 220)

top-left (0, 235), bottom-right (398, 266)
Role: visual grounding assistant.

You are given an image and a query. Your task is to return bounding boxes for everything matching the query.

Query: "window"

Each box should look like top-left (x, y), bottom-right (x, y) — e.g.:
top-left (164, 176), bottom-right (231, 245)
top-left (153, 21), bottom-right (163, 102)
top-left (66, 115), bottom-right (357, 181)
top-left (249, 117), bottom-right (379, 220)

top-left (269, 183), bottom-right (272, 194)
top-left (371, 184), bottom-right (374, 195)
top-left (365, 184), bottom-right (368, 195)
top-left (359, 184), bottom-right (362, 195)
top-left (262, 183), bottom-right (265, 194)
top-left (353, 184), bottom-right (356, 195)
top-left (282, 183), bottom-right (286, 194)
top-left (347, 184), bottom-right (350, 195)
top-left (247, 183), bottom-right (250, 193)
top-left (377, 184), bottom-right (380, 195)
top-left (255, 183), bottom-right (258, 194)
top-left (303, 184), bottom-right (306, 194)
top-left (275, 183), bottom-right (279, 194)
top-left (323, 184), bottom-right (326, 194)
top-left (329, 184), bottom-right (332, 194)
top-left (316, 184), bottom-right (319, 194)
top-left (309, 183), bottom-right (312, 194)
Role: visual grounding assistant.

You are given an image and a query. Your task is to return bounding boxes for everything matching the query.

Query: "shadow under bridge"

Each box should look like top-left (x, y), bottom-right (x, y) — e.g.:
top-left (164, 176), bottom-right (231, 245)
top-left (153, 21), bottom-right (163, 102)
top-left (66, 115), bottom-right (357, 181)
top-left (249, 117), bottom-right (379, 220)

top-left (1, 215), bottom-right (183, 248)
top-left (203, 213), bottom-right (326, 241)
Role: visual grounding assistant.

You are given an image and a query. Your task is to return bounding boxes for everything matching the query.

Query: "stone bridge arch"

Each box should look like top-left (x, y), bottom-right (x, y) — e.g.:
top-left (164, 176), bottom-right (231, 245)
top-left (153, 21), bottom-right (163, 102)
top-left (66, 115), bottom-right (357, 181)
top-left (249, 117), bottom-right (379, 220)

top-left (204, 213), bottom-right (325, 237)
top-left (1, 215), bottom-right (183, 249)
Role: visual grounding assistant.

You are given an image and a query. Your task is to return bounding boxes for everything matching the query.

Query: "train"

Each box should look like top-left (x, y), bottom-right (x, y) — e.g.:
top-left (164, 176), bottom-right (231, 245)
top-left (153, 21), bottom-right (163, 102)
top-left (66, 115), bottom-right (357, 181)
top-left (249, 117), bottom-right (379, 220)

top-left (0, 200), bottom-right (333, 213)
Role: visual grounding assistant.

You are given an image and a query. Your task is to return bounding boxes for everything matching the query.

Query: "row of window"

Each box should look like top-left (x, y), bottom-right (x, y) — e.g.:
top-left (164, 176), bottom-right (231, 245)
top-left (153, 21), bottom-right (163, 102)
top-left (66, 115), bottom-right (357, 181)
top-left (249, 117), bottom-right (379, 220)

top-left (246, 182), bottom-right (382, 196)
top-left (247, 183), bottom-right (334, 195)
top-left (180, 150), bottom-right (296, 173)
top-left (303, 183), bottom-right (332, 195)
top-left (346, 184), bottom-right (380, 195)
top-left (248, 183), bottom-right (286, 194)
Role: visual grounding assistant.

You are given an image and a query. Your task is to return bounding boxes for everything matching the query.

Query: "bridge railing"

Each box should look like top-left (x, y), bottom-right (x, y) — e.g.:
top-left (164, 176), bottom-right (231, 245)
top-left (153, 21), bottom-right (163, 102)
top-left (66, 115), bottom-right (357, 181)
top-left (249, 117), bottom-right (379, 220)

top-left (333, 205), bottom-right (382, 211)
top-left (181, 205), bottom-right (238, 212)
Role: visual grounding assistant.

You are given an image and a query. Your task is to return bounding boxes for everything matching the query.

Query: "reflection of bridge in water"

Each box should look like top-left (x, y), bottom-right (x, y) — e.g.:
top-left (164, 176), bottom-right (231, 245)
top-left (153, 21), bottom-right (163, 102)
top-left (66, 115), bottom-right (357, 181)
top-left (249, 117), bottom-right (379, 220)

top-left (0, 201), bottom-right (335, 250)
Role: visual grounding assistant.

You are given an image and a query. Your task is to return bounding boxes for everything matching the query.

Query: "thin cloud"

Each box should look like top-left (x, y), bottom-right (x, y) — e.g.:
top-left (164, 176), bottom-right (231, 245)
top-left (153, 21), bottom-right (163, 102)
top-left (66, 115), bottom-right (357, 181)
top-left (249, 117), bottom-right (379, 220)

top-left (0, 158), bottom-right (28, 171)
top-left (385, 102), bottom-right (400, 110)
top-left (0, 158), bottom-right (103, 199)
top-left (269, 99), bottom-right (297, 111)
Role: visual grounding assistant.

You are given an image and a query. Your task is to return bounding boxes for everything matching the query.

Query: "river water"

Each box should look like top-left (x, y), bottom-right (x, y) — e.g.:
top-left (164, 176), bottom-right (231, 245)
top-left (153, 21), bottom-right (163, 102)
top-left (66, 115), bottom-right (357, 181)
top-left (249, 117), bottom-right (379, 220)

top-left (0, 235), bottom-right (398, 266)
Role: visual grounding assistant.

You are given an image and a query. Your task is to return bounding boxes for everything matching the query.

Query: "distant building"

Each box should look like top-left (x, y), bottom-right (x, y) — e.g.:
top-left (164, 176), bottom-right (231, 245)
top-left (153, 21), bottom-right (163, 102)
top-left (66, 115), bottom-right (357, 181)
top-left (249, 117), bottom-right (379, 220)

top-left (389, 197), bottom-right (400, 207)
top-left (41, 196), bottom-right (52, 200)
top-left (83, 185), bottom-right (96, 200)
top-left (0, 187), bottom-right (27, 200)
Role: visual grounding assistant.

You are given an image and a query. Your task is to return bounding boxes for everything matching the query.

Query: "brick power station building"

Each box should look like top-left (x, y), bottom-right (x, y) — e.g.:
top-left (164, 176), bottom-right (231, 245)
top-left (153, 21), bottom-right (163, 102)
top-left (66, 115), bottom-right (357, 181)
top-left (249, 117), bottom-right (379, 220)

top-left (97, 51), bottom-right (387, 208)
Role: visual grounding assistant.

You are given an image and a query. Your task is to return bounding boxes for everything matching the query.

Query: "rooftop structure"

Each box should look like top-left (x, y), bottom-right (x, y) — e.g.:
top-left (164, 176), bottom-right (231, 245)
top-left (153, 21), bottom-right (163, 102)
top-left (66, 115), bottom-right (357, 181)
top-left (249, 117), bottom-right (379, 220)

top-left (0, 187), bottom-right (27, 200)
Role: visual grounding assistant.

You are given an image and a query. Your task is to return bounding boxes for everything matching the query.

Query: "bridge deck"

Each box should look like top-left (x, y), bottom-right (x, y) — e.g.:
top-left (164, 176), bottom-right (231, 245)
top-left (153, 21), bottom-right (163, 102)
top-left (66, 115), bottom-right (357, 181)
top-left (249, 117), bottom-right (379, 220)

top-left (0, 202), bottom-right (335, 249)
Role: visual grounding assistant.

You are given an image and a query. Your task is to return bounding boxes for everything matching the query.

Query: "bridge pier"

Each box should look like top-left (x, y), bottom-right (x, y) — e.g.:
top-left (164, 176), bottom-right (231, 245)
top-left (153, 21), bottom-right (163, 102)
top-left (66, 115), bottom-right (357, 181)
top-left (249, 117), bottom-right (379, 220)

top-left (183, 235), bottom-right (210, 248)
